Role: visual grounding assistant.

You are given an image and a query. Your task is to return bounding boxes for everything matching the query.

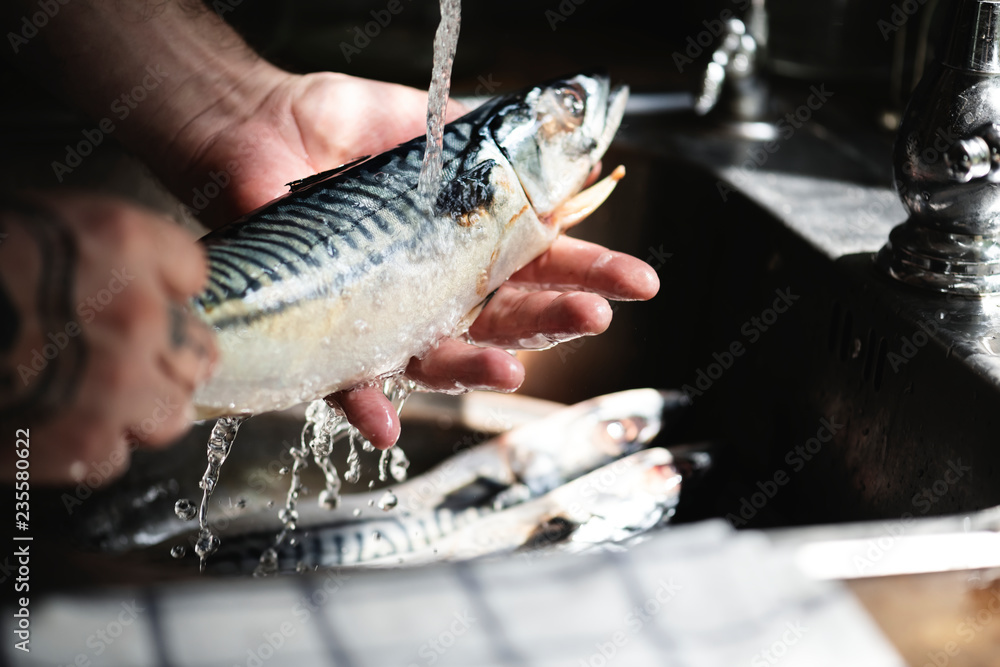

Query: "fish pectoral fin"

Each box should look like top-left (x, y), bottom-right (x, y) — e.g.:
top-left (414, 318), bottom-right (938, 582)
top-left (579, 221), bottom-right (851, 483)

top-left (518, 515), bottom-right (577, 550)
top-left (438, 475), bottom-right (510, 512)
top-left (435, 160), bottom-right (497, 225)
top-left (286, 155), bottom-right (373, 192)
top-left (545, 164), bottom-right (626, 231)
top-left (456, 287), bottom-right (499, 332)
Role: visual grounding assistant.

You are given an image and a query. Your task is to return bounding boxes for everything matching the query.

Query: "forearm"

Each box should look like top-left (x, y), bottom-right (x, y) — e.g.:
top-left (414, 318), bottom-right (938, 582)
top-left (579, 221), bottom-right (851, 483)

top-left (3, 0), bottom-right (283, 188)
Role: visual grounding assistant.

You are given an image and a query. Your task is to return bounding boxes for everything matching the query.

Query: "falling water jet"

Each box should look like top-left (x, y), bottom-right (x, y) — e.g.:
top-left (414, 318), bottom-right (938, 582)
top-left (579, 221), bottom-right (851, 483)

top-left (416, 0), bottom-right (462, 208)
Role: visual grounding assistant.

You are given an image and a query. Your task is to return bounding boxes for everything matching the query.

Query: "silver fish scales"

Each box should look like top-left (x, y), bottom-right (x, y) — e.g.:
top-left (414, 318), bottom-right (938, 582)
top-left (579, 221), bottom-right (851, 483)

top-left (192, 73), bottom-right (629, 419)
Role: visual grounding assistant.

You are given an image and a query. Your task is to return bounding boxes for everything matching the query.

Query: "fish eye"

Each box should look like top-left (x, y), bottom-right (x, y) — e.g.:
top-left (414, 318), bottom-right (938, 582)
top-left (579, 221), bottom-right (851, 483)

top-left (554, 85), bottom-right (585, 117)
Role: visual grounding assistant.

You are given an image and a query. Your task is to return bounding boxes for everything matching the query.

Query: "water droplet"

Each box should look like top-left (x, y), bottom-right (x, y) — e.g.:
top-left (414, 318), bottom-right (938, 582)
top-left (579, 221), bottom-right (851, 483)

top-left (174, 499), bottom-right (197, 521)
top-left (390, 446), bottom-right (410, 483)
top-left (353, 507), bottom-right (362, 517)
top-left (170, 545), bottom-right (186, 559)
top-left (296, 561), bottom-right (309, 573)
top-left (378, 490), bottom-right (398, 511)
top-left (278, 466), bottom-right (290, 475)
top-left (254, 548), bottom-right (279, 577)
top-left (279, 508), bottom-right (299, 524)
top-left (194, 529), bottom-right (220, 559)
top-left (318, 489), bottom-right (339, 510)
top-left (372, 530), bottom-right (382, 541)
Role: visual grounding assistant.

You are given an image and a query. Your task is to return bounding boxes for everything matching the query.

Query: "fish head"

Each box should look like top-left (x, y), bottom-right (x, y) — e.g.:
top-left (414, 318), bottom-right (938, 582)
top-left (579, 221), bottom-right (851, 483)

top-left (490, 72), bottom-right (629, 216)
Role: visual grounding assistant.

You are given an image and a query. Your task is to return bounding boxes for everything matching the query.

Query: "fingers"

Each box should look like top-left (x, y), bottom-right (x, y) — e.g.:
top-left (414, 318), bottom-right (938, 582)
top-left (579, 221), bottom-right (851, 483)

top-left (468, 287), bottom-right (613, 349)
top-left (508, 236), bottom-right (660, 301)
top-left (327, 386), bottom-right (401, 450)
top-left (148, 220), bottom-right (209, 300)
top-left (406, 338), bottom-right (524, 393)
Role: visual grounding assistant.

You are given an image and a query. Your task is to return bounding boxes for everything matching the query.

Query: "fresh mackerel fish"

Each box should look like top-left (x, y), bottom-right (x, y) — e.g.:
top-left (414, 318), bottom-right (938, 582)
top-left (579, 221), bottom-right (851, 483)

top-left (192, 73), bottom-right (629, 419)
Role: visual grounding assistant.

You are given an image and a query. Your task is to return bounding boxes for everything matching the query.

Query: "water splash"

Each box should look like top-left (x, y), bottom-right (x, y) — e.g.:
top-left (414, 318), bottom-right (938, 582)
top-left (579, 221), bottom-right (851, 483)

top-left (195, 416), bottom-right (246, 570)
top-left (416, 0), bottom-right (462, 207)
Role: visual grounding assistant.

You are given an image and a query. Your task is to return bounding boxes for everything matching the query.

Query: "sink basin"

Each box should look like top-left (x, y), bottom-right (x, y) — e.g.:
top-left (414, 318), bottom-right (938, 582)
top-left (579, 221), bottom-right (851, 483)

top-left (20, 98), bottom-right (1000, 592)
top-left (518, 105), bottom-right (1000, 528)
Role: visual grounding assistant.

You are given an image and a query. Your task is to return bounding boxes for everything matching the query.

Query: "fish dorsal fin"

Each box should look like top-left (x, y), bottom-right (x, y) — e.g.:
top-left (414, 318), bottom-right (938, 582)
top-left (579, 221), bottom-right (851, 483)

top-left (286, 155), bottom-right (373, 192)
top-left (434, 159), bottom-right (497, 225)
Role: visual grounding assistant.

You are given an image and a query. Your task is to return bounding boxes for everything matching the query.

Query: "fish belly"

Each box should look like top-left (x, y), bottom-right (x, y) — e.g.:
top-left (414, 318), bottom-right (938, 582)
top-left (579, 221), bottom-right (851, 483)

top-left (193, 144), bottom-right (553, 418)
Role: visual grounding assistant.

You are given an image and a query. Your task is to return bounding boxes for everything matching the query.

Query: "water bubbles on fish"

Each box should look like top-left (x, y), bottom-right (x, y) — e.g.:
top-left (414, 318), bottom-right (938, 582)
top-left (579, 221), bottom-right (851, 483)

top-left (266, 500), bottom-right (274, 508)
top-left (372, 530), bottom-right (382, 541)
top-left (368, 480), bottom-right (375, 490)
top-left (353, 508), bottom-right (362, 517)
top-left (170, 545), bottom-right (186, 559)
top-left (174, 499), bottom-right (197, 521)
top-left (378, 490), bottom-right (398, 511)
top-left (278, 466), bottom-right (290, 475)
top-left (368, 499), bottom-right (375, 507)
top-left (279, 508), bottom-right (299, 524)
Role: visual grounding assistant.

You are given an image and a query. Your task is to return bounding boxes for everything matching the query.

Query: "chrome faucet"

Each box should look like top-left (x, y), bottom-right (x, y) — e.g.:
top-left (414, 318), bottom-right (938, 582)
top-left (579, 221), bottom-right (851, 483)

top-left (693, 0), bottom-right (768, 122)
top-left (877, 0), bottom-right (1000, 295)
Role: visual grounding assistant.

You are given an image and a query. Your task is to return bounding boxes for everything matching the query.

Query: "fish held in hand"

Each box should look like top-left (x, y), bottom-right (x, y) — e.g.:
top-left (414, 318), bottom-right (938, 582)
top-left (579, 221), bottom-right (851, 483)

top-left (191, 73), bottom-right (629, 419)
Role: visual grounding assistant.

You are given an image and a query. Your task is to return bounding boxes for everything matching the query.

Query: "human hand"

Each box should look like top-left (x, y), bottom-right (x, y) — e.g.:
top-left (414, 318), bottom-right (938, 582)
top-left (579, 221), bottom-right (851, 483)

top-left (0, 195), bottom-right (217, 485)
top-left (167, 70), bottom-right (658, 449)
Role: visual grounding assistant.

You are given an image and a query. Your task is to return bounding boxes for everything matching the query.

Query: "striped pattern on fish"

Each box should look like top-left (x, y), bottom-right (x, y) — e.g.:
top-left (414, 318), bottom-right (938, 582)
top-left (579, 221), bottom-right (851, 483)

top-left (191, 73), bottom-right (629, 418)
top-left (193, 390), bottom-right (688, 574)
top-left (208, 448), bottom-right (680, 574)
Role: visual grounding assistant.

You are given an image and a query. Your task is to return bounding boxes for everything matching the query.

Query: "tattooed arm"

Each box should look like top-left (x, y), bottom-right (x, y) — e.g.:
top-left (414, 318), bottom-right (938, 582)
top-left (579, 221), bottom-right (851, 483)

top-left (0, 195), bottom-right (216, 485)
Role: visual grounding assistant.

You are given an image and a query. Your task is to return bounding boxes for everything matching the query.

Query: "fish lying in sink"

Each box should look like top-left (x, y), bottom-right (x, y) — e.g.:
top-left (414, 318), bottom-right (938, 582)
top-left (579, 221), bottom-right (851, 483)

top-left (191, 73), bottom-right (629, 419)
top-left (179, 389), bottom-right (693, 575)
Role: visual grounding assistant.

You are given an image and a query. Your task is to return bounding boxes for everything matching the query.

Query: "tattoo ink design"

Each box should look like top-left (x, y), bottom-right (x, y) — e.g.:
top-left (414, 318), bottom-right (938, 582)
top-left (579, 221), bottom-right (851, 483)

top-left (0, 199), bottom-right (87, 424)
